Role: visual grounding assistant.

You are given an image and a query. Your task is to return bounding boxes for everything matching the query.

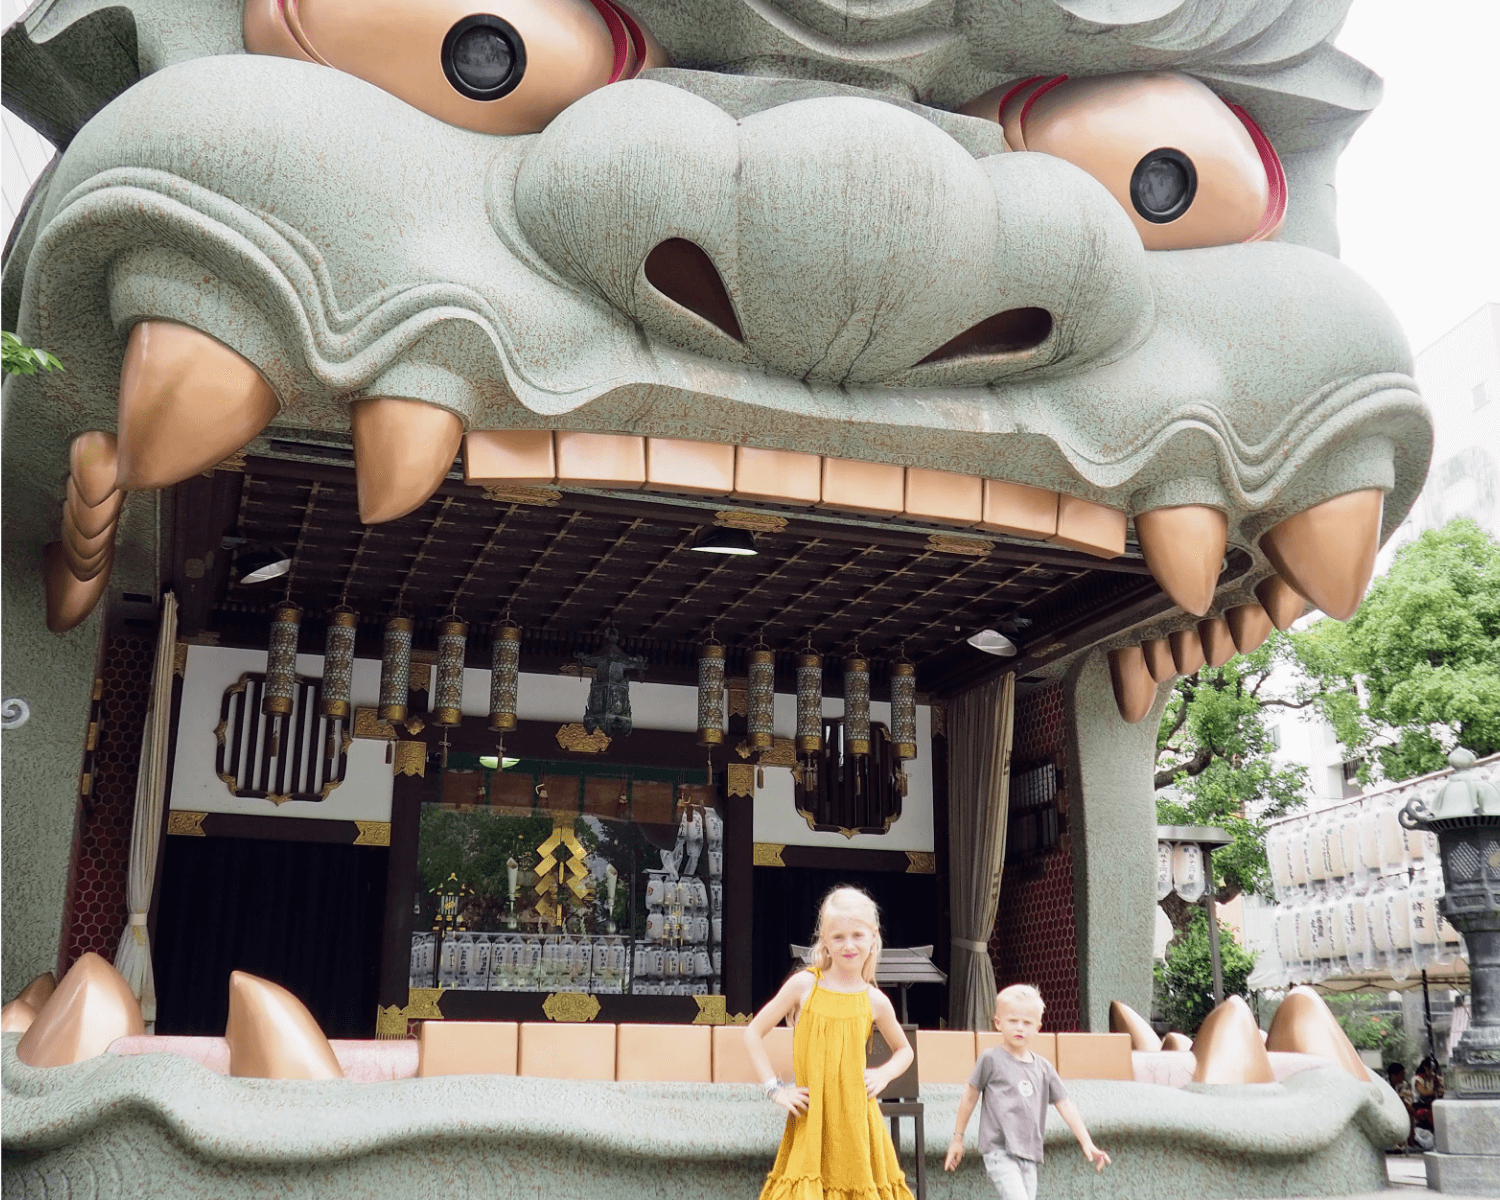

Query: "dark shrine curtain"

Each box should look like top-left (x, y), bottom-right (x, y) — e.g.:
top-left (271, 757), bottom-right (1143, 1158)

top-left (153, 836), bottom-right (388, 1038)
top-left (751, 866), bottom-right (942, 1029)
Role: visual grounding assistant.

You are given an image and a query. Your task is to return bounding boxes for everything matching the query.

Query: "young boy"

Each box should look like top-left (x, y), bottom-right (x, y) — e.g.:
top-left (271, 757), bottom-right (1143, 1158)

top-left (944, 984), bottom-right (1110, 1200)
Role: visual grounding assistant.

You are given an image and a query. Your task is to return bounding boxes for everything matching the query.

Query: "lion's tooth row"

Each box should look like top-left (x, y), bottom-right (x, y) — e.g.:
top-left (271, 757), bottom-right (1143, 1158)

top-left (1107, 579), bottom-right (1311, 723)
top-left (463, 429), bottom-right (1129, 559)
top-left (74, 320), bottom-right (1383, 640)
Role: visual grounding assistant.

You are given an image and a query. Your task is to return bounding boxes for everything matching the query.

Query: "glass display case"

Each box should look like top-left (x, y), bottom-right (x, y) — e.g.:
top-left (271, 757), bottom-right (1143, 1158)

top-left (408, 753), bottom-right (725, 999)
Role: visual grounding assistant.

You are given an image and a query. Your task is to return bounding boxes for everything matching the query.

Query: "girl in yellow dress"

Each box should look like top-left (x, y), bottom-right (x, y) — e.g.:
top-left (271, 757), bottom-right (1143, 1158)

top-left (744, 886), bottom-right (917, 1200)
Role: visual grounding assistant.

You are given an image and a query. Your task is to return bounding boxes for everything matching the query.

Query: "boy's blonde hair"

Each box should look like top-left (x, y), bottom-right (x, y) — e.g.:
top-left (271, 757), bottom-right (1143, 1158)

top-left (995, 983), bottom-right (1046, 1017)
top-left (810, 885), bottom-right (883, 983)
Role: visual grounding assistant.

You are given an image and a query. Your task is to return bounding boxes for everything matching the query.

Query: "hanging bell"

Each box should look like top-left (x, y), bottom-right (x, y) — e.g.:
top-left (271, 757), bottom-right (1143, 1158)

top-left (431, 617), bottom-right (468, 727)
top-left (379, 616), bottom-right (414, 722)
top-left (747, 647), bottom-right (774, 751)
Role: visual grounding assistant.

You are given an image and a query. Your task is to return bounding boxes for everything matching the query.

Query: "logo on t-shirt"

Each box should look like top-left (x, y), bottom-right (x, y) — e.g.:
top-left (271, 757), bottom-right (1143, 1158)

top-left (1018, 1079), bottom-right (1035, 1098)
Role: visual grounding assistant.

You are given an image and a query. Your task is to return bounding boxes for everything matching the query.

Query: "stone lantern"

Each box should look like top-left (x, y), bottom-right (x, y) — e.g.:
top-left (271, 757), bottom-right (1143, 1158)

top-left (1399, 749), bottom-right (1500, 1194)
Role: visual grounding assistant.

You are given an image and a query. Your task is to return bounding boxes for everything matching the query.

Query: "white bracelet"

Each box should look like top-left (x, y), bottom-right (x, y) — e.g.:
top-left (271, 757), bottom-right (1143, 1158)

top-left (763, 1079), bottom-right (787, 1099)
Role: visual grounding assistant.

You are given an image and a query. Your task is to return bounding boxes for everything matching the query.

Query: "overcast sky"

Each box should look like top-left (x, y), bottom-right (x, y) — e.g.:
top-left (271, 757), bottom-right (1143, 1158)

top-left (1334, 0), bottom-right (1499, 354)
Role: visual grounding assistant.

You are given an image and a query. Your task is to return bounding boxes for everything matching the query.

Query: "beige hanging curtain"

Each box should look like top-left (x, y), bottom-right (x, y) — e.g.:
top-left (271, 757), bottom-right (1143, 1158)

top-left (947, 671), bottom-right (1015, 1031)
top-left (113, 591), bottom-right (178, 1030)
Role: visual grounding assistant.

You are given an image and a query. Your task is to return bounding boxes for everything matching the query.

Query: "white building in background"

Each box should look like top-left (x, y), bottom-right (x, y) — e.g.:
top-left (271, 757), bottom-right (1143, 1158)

top-left (2, 0), bottom-right (55, 248)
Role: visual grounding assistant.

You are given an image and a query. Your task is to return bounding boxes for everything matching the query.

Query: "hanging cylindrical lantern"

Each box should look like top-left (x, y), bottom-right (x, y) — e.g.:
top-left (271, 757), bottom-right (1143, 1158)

top-left (890, 658), bottom-right (917, 761)
top-left (431, 617), bottom-right (468, 726)
top-left (489, 621), bottom-right (521, 733)
top-left (1156, 841), bottom-right (1174, 902)
top-left (747, 647), bottom-right (774, 751)
top-left (320, 606), bottom-right (358, 719)
top-left (696, 640), bottom-right (726, 747)
top-left (795, 653), bottom-right (823, 755)
top-left (843, 654), bottom-right (870, 757)
top-left (379, 615), bottom-right (415, 722)
top-left (1171, 841), bottom-right (1206, 903)
top-left (263, 601), bottom-right (303, 718)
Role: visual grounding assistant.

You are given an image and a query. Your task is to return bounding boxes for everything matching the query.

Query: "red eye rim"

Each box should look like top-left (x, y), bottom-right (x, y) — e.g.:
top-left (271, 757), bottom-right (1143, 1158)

top-left (1017, 74), bottom-right (1069, 132)
top-left (583, 0), bottom-right (630, 82)
top-left (1224, 101), bottom-right (1288, 242)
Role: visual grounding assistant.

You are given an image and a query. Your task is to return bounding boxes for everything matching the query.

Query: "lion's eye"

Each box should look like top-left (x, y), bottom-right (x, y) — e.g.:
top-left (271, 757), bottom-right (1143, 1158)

top-left (245, 0), bottom-right (666, 136)
top-left (960, 71), bottom-right (1284, 250)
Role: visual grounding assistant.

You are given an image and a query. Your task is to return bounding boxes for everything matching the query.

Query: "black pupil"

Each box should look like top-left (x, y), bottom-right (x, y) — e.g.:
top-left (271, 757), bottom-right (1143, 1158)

top-left (1136, 156), bottom-right (1189, 215)
top-left (452, 27), bottom-right (513, 91)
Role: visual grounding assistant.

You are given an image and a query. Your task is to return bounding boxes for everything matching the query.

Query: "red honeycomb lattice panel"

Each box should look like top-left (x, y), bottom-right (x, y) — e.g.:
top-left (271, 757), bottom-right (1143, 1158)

top-left (990, 681), bottom-right (1080, 1031)
top-left (59, 636), bottom-right (155, 974)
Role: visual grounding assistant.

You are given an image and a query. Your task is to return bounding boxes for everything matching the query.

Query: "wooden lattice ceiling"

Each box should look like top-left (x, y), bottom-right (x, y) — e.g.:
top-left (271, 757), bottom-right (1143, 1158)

top-left (168, 453), bottom-right (1216, 695)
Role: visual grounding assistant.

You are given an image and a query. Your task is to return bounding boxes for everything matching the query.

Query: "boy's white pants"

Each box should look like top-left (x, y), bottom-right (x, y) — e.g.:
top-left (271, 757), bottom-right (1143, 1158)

top-left (982, 1149), bottom-right (1039, 1200)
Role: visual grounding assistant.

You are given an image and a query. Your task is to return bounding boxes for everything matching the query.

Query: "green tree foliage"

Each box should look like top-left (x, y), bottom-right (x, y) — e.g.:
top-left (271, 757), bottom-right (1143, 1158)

top-left (1, 330), bottom-right (63, 375)
top-left (1290, 519), bottom-right (1500, 783)
top-left (1155, 638), bottom-right (1309, 938)
top-left (1152, 908), bottom-right (1257, 1035)
top-left (1322, 994), bottom-right (1414, 1068)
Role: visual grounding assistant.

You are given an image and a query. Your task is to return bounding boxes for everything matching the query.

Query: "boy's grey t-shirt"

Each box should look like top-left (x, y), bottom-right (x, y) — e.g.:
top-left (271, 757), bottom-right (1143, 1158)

top-left (968, 1046), bottom-right (1068, 1162)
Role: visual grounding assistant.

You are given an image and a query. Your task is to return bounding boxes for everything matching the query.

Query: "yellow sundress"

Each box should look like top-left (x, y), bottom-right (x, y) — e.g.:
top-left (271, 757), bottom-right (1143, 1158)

top-left (759, 970), bottom-right (916, 1200)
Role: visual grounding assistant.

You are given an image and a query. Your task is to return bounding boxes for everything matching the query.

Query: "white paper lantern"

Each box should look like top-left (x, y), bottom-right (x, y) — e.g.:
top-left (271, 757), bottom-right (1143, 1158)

top-left (1339, 891), bottom-right (1369, 972)
top-left (1306, 821), bottom-right (1329, 885)
top-left (1338, 808), bottom-right (1363, 881)
top-left (1357, 801), bottom-right (1382, 873)
top-left (1320, 813), bottom-right (1348, 879)
top-left (1274, 909), bottom-right (1298, 977)
top-left (1383, 886), bottom-right (1412, 952)
top-left (1309, 897), bottom-right (1333, 962)
top-left (1327, 891), bottom-right (1349, 960)
top-left (1172, 842), bottom-right (1206, 903)
top-left (1408, 879), bottom-right (1439, 947)
top-left (1294, 901), bottom-right (1315, 963)
top-left (1268, 827), bottom-right (1293, 895)
top-left (1365, 887), bottom-right (1392, 958)
top-left (1156, 841), bottom-right (1175, 902)
top-left (1287, 821), bottom-right (1310, 888)
top-left (1377, 801), bottom-right (1408, 871)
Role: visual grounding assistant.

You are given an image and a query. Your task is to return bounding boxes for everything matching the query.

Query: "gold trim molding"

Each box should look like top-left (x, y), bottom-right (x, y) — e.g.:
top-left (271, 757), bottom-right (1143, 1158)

top-left (692, 994), bottom-right (728, 1025)
top-left (484, 484), bottom-right (562, 506)
top-left (930, 701), bottom-right (947, 738)
top-left (167, 810), bottom-right (208, 837)
top-left (753, 842), bottom-right (786, 867)
top-left (353, 706), bottom-right (394, 739)
top-left (727, 763), bottom-right (756, 798)
top-left (173, 642), bottom-right (189, 677)
top-left (353, 821), bottom-right (391, 847)
top-left (906, 851), bottom-right (937, 874)
top-left (715, 510), bottom-right (787, 533)
top-left (376, 986), bottom-right (446, 1039)
top-left (542, 992), bottom-right (601, 1022)
top-left (556, 723), bottom-right (610, 753)
top-left (394, 741), bottom-right (427, 777)
top-left (926, 533), bottom-right (993, 556)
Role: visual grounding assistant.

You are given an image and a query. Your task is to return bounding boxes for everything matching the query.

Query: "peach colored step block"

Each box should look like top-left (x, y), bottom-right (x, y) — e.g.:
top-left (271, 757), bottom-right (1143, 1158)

top-left (915, 1029), bottom-right (978, 1085)
top-left (1051, 495), bottom-right (1127, 558)
top-left (1056, 1031), bottom-right (1133, 1080)
top-left (645, 438), bottom-right (737, 495)
top-left (554, 432), bottom-right (646, 489)
top-left (905, 469), bottom-right (982, 525)
top-left (980, 480), bottom-right (1059, 540)
top-left (733, 446), bottom-right (821, 505)
top-left (977, 1031), bottom-right (1057, 1069)
top-left (517, 1021), bottom-right (617, 1080)
top-left (417, 1020), bottom-right (518, 1078)
top-left (616, 1023), bottom-right (712, 1082)
top-left (819, 458), bottom-right (905, 515)
top-left (712, 1024), bottom-right (794, 1082)
top-left (464, 430), bottom-right (556, 484)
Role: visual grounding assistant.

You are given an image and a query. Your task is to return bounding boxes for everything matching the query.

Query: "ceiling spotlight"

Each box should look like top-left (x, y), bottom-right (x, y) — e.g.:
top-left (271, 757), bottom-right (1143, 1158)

top-left (967, 629), bottom-right (1018, 656)
top-left (236, 546), bottom-right (292, 584)
top-left (690, 527), bottom-right (758, 556)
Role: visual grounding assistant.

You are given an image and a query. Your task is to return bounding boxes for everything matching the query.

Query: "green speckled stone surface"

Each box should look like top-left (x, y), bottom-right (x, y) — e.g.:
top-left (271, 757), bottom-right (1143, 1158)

top-left (1, 1039), bottom-right (1407, 1199)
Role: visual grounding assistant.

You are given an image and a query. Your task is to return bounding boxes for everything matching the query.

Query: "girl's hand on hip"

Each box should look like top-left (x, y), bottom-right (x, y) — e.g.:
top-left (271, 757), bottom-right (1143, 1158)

top-left (774, 1085), bottom-right (810, 1116)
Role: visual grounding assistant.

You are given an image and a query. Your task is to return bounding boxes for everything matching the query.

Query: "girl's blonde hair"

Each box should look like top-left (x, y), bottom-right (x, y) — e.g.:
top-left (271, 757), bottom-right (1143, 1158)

top-left (810, 885), bottom-right (883, 983)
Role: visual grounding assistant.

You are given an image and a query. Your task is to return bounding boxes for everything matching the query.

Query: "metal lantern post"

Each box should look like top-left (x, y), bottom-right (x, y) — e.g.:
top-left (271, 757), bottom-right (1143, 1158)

top-left (379, 616), bottom-right (415, 722)
top-left (796, 651), bottom-right (823, 790)
top-left (1159, 824), bottom-right (1233, 1005)
top-left (1400, 750), bottom-right (1500, 1099)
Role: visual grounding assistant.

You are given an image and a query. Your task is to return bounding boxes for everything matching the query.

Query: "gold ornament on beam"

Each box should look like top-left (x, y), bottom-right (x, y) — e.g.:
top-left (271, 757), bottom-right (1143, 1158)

top-left (262, 601), bottom-right (302, 756)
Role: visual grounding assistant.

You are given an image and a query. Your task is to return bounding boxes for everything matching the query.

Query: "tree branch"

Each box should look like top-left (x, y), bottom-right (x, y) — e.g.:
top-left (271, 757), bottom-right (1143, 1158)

top-left (1258, 697), bottom-right (1317, 710)
top-left (1155, 745), bottom-right (1212, 790)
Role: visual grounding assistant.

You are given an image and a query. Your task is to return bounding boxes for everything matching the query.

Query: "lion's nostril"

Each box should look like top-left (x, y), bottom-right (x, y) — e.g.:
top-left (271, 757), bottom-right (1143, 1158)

top-left (644, 239), bottom-right (743, 342)
top-left (917, 307), bottom-right (1052, 365)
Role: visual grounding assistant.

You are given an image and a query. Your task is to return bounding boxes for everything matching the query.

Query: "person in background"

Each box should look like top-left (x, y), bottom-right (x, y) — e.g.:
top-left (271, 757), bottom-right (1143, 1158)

top-left (1386, 1062), bottom-right (1415, 1150)
top-left (1413, 1057), bottom-right (1443, 1134)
